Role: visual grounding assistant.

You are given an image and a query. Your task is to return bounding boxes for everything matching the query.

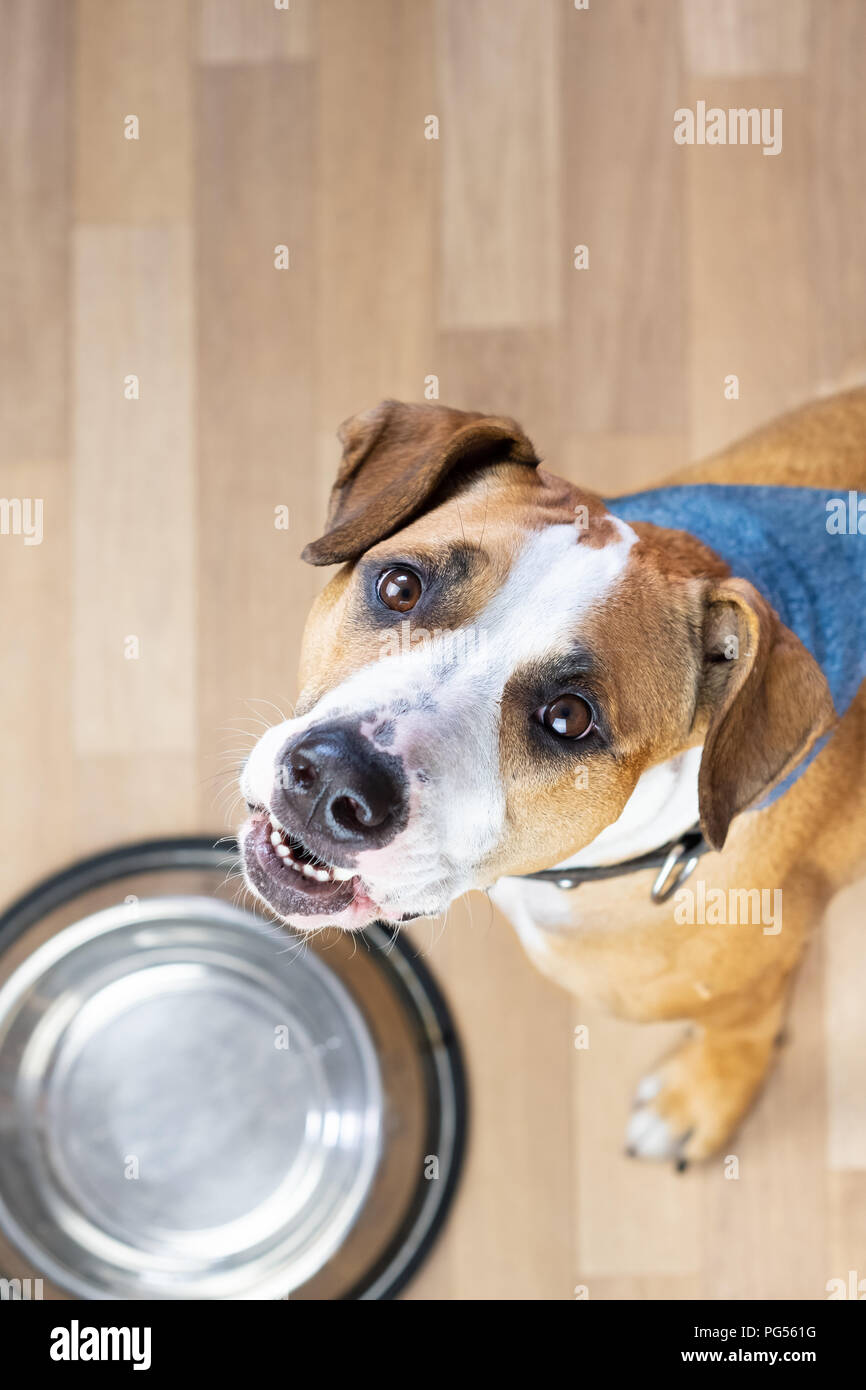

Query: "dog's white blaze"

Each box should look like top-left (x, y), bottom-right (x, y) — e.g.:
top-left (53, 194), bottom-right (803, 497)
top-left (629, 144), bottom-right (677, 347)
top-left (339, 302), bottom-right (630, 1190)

top-left (475, 516), bottom-right (637, 668)
top-left (242, 519), bottom-right (637, 919)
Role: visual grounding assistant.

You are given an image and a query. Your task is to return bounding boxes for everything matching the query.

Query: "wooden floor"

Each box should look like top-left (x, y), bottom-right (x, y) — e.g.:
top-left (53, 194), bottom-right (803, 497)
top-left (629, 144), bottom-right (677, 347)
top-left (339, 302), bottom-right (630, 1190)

top-left (1, 0), bottom-right (864, 1300)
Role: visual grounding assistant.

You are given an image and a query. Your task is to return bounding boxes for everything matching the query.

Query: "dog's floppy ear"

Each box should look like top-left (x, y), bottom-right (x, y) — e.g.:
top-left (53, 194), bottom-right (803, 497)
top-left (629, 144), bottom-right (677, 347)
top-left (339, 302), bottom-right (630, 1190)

top-left (302, 399), bottom-right (538, 565)
top-left (698, 578), bottom-right (835, 851)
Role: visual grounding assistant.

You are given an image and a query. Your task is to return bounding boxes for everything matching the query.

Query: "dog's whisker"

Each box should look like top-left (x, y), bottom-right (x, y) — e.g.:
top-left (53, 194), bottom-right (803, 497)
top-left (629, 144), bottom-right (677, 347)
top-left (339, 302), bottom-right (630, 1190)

top-left (244, 696), bottom-right (292, 725)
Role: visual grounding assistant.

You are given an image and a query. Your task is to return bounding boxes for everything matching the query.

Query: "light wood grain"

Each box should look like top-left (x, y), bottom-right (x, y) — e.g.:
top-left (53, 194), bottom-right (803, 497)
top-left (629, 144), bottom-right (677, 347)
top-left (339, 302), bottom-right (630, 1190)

top-left (0, 0), bottom-right (70, 462)
top-left (811, 1), bottom-right (866, 390)
top-left (828, 1172), bottom-right (866, 1296)
top-left (317, 0), bottom-right (437, 428)
top-left (75, 0), bottom-right (192, 221)
top-left (825, 882), bottom-right (866, 1170)
top-left (682, 0), bottom-right (810, 77)
top-left (438, 0), bottom-right (560, 329)
top-left (685, 77), bottom-right (811, 457)
top-left (198, 0), bottom-right (315, 61)
top-left (699, 939), bottom-right (828, 1299)
top-left (0, 462), bottom-right (70, 904)
top-left (195, 61), bottom-right (318, 821)
top-left (407, 894), bottom-right (575, 1301)
top-left (72, 225), bottom-right (196, 755)
top-left (565, 435), bottom-right (691, 497)
top-left (437, 327), bottom-right (563, 461)
top-left (575, 1010), bottom-right (701, 1278)
top-left (561, 0), bottom-right (686, 434)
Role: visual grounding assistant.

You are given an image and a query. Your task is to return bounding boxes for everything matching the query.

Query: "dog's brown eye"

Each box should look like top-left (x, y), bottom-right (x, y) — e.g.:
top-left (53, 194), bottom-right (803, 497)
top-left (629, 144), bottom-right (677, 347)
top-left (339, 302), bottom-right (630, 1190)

top-left (377, 567), bottom-right (423, 612)
top-left (540, 694), bottom-right (594, 739)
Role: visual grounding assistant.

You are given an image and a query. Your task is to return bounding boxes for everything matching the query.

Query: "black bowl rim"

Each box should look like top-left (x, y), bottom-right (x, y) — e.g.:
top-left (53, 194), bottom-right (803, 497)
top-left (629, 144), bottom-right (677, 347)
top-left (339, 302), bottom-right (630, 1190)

top-left (0, 835), bottom-right (468, 1302)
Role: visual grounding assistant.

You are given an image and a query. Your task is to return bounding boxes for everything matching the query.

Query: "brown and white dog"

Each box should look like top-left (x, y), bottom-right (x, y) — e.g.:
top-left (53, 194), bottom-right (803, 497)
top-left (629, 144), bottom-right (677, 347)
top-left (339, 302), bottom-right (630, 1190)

top-left (239, 390), bottom-right (866, 1164)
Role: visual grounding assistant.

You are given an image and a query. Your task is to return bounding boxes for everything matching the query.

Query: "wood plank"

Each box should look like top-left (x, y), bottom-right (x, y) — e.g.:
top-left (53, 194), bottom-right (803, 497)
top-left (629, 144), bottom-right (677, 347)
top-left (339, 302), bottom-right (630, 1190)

top-left (73, 225), bottom-right (196, 755)
top-left (437, 0), bottom-right (560, 330)
top-left (575, 1008), bottom-right (701, 1276)
top-left (0, 462), bottom-right (71, 903)
top-left (827, 1172), bottom-right (866, 1298)
top-left (582, 1275), bottom-right (699, 1300)
top-left (195, 62), bottom-right (317, 823)
top-left (682, 0), bottom-right (810, 76)
top-left (685, 77), bottom-right (811, 458)
top-left (198, 0), bottom-right (315, 62)
top-left (69, 753), bottom-right (201, 852)
top-left (436, 328), bottom-right (563, 462)
top-left (565, 434), bottom-right (691, 495)
top-left (699, 934), bottom-right (828, 1299)
top-left (561, 0), bottom-right (686, 433)
top-left (75, 0), bottom-right (192, 221)
top-left (0, 0), bottom-right (70, 462)
top-left (825, 880), bottom-right (866, 1169)
top-left (406, 894), bottom-right (575, 1299)
top-left (317, 0), bottom-right (436, 430)
top-left (811, 1), bottom-right (866, 390)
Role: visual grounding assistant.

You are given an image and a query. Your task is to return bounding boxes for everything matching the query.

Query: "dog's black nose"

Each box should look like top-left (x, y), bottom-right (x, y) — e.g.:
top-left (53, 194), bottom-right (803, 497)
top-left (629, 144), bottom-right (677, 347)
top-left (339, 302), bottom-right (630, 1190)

top-left (275, 724), bottom-right (407, 849)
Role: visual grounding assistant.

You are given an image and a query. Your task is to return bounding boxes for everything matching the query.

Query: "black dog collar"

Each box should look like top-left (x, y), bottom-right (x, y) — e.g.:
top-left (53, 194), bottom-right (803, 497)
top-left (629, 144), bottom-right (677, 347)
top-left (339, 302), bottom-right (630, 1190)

top-left (516, 827), bottom-right (709, 904)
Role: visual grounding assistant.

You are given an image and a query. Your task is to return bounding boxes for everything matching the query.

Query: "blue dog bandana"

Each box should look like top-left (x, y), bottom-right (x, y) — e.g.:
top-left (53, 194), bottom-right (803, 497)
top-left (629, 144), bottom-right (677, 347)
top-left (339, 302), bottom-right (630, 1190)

top-left (605, 485), bottom-right (866, 804)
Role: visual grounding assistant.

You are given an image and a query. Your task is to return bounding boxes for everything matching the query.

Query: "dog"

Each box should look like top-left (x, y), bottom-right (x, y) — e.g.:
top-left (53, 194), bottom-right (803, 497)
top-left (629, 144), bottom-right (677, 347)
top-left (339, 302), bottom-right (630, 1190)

top-left (239, 389), bottom-right (866, 1164)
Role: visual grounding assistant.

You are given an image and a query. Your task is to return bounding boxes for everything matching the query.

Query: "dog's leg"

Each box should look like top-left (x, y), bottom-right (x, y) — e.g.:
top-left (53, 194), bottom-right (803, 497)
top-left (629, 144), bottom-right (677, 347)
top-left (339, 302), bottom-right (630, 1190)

top-left (625, 986), bottom-right (790, 1166)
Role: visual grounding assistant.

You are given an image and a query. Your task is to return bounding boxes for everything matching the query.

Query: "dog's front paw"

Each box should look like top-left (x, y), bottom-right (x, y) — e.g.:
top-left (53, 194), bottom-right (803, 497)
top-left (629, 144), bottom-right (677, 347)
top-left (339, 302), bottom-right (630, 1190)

top-left (626, 1029), bottom-right (776, 1167)
top-left (626, 1072), bottom-right (692, 1166)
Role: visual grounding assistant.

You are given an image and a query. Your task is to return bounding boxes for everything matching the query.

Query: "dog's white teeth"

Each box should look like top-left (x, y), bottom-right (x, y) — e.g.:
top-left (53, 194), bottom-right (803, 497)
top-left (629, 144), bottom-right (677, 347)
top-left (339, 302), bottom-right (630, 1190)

top-left (266, 819), bottom-right (355, 884)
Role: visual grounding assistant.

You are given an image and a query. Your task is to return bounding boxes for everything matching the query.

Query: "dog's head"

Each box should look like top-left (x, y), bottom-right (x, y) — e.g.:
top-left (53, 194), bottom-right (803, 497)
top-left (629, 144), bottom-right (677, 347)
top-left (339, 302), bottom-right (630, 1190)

top-left (239, 401), bottom-right (834, 930)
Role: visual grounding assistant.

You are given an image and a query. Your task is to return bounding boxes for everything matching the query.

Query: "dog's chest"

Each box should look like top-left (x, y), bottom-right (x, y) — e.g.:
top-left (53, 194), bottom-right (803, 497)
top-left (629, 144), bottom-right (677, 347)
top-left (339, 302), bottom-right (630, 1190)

top-left (491, 876), bottom-right (661, 1003)
top-left (489, 874), bottom-right (723, 1019)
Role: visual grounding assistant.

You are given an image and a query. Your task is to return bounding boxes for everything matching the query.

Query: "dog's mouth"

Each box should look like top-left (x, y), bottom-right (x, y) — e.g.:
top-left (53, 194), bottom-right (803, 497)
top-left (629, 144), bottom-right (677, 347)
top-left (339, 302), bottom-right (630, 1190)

top-left (241, 807), bottom-right (378, 923)
top-left (264, 814), bottom-right (356, 885)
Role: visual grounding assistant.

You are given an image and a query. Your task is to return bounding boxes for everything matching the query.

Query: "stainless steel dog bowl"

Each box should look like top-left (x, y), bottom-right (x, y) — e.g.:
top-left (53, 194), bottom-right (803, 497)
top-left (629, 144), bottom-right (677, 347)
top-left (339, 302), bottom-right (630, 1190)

top-left (0, 839), bottom-right (465, 1299)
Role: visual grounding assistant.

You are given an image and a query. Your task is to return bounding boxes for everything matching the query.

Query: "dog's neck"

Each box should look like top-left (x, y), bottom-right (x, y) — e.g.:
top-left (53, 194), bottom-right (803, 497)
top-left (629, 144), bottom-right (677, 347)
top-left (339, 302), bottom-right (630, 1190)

top-left (548, 746), bottom-right (703, 871)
